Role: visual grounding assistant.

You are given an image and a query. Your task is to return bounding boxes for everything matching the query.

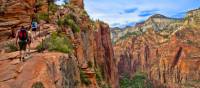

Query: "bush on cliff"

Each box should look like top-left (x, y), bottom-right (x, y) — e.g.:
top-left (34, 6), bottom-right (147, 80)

top-left (36, 32), bottom-right (73, 53)
top-left (56, 14), bottom-right (80, 33)
top-left (32, 82), bottom-right (44, 88)
top-left (64, 15), bottom-right (80, 33)
top-left (80, 69), bottom-right (91, 86)
top-left (6, 42), bottom-right (18, 52)
top-left (120, 72), bottom-right (153, 88)
top-left (36, 12), bottom-right (50, 22)
top-left (49, 3), bottom-right (58, 13)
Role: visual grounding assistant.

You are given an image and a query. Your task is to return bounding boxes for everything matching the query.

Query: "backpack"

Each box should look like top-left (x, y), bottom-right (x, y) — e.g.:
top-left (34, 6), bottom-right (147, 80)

top-left (18, 29), bottom-right (28, 41)
top-left (32, 22), bottom-right (37, 29)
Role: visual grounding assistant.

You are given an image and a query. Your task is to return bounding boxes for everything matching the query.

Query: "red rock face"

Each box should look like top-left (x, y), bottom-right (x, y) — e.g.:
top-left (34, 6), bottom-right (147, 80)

top-left (0, 0), bottom-right (36, 41)
top-left (114, 27), bottom-right (200, 87)
top-left (0, 0), bottom-right (119, 87)
top-left (0, 52), bottom-right (81, 88)
top-left (0, 0), bottom-right (49, 42)
top-left (94, 22), bottom-right (119, 88)
top-left (74, 21), bottom-right (119, 88)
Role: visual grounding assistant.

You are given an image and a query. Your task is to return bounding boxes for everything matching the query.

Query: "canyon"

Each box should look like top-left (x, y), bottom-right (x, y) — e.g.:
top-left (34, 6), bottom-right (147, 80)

top-left (114, 8), bottom-right (200, 88)
top-left (0, 0), bottom-right (199, 88)
top-left (0, 0), bottom-right (118, 88)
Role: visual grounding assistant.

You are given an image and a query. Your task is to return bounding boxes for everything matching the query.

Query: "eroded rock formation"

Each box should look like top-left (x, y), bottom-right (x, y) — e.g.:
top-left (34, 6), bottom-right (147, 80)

top-left (0, 0), bottom-right (119, 88)
top-left (114, 9), bottom-right (200, 87)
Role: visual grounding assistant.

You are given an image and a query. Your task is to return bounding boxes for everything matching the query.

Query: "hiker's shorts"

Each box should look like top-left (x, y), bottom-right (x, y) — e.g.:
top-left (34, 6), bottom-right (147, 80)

top-left (18, 40), bottom-right (27, 50)
top-left (32, 28), bottom-right (37, 31)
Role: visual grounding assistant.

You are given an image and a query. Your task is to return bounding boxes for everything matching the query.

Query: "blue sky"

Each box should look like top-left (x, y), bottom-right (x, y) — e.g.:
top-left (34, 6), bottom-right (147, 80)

top-left (56, 0), bottom-right (200, 28)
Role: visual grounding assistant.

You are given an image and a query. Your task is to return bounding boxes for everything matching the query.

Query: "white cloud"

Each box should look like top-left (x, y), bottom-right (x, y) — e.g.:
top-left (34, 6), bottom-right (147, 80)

top-left (84, 0), bottom-right (200, 27)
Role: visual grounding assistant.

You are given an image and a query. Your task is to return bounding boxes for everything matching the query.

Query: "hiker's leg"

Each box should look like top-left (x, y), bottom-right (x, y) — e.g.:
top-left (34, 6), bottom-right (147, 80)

top-left (20, 50), bottom-right (22, 61)
top-left (23, 44), bottom-right (27, 61)
top-left (18, 42), bottom-right (22, 61)
top-left (28, 44), bottom-right (31, 54)
top-left (21, 50), bottom-right (25, 61)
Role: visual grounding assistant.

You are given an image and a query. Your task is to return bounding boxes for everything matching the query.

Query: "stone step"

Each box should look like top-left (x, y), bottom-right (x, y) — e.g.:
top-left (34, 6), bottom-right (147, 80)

top-left (0, 20), bottom-right (20, 27)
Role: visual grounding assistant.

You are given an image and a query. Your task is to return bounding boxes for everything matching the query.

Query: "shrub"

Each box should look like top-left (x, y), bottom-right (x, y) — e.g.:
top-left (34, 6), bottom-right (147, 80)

top-left (120, 72), bottom-right (153, 88)
top-left (36, 13), bottom-right (49, 22)
top-left (36, 32), bottom-right (73, 53)
top-left (56, 18), bottom-right (64, 27)
top-left (187, 40), bottom-right (193, 45)
top-left (64, 18), bottom-right (80, 33)
top-left (6, 42), bottom-right (18, 52)
top-left (80, 69), bottom-right (91, 86)
top-left (48, 3), bottom-right (58, 13)
top-left (32, 82), bottom-right (44, 88)
top-left (87, 61), bottom-right (93, 68)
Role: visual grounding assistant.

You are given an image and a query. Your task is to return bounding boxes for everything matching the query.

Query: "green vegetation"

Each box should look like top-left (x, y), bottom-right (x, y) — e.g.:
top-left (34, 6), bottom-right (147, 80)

top-left (56, 14), bottom-right (80, 33)
top-left (48, 3), bottom-right (58, 13)
top-left (36, 12), bottom-right (49, 22)
top-left (56, 18), bottom-right (64, 27)
top-left (32, 82), bottom-right (44, 88)
top-left (94, 67), bottom-right (111, 88)
top-left (65, 19), bottom-right (80, 33)
top-left (186, 40), bottom-right (193, 45)
top-left (81, 10), bottom-right (89, 17)
top-left (120, 32), bottom-right (140, 40)
top-left (120, 72), bottom-right (153, 88)
top-left (36, 32), bottom-right (73, 53)
top-left (35, 0), bottom-right (43, 7)
top-left (80, 69), bottom-right (91, 86)
top-left (95, 68), bottom-right (103, 84)
top-left (87, 61), bottom-right (93, 68)
top-left (6, 42), bottom-right (18, 52)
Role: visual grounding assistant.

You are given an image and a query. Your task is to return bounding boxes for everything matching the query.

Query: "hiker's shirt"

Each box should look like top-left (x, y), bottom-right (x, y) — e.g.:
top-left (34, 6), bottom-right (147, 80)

top-left (32, 22), bottom-right (37, 29)
top-left (17, 29), bottom-right (28, 43)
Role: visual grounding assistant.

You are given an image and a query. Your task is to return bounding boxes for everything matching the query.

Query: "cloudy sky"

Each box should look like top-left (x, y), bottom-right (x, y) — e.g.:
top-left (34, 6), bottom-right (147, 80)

top-left (57, 0), bottom-right (200, 28)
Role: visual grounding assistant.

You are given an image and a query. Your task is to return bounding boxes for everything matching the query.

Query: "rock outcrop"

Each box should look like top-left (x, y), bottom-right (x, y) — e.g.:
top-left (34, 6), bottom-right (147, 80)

top-left (0, 0), bottom-right (119, 88)
top-left (186, 8), bottom-right (200, 25)
top-left (114, 9), bottom-right (200, 87)
top-left (70, 0), bottom-right (84, 9)
top-left (0, 0), bottom-right (49, 42)
top-left (111, 14), bottom-right (182, 43)
top-left (0, 52), bottom-right (81, 88)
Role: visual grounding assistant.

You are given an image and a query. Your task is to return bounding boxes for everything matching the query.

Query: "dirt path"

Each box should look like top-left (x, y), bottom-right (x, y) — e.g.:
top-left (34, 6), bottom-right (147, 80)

top-left (0, 24), bottom-right (58, 87)
top-left (0, 24), bottom-right (56, 61)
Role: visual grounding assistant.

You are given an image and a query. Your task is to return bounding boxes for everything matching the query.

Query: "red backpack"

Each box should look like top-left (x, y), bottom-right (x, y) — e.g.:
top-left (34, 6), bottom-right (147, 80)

top-left (18, 29), bottom-right (28, 41)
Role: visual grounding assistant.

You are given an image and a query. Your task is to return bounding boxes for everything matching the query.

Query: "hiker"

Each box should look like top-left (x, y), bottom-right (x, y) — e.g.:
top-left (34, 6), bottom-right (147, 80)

top-left (16, 26), bottom-right (28, 62)
top-left (31, 19), bottom-right (38, 38)
top-left (27, 29), bottom-right (33, 55)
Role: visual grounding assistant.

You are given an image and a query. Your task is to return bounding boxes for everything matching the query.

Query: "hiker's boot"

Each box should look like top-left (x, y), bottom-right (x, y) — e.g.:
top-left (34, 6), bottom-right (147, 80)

top-left (22, 57), bottom-right (25, 62)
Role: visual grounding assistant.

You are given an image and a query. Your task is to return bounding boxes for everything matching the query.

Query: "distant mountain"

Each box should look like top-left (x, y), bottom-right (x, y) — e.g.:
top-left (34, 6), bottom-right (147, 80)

top-left (111, 14), bottom-right (183, 42)
top-left (114, 8), bottom-right (200, 88)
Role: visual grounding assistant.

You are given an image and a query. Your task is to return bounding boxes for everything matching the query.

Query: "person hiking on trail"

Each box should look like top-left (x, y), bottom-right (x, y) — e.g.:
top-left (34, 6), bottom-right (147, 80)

top-left (16, 26), bottom-right (28, 62)
top-left (31, 20), bottom-right (38, 38)
top-left (27, 29), bottom-right (33, 55)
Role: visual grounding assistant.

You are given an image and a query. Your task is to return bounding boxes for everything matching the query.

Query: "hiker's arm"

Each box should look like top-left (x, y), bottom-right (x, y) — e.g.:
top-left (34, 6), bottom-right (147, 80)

top-left (15, 30), bottom-right (18, 45)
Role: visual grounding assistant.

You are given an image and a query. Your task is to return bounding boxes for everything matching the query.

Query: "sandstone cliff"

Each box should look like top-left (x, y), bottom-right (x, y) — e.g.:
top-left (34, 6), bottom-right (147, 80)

top-left (0, 0), bottom-right (119, 88)
top-left (114, 9), bottom-right (200, 88)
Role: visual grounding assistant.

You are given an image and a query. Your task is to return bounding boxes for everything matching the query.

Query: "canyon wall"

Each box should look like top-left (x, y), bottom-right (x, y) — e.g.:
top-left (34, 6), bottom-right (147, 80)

top-left (0, 0), bottom-right (119, 88)
top-left (114, 9), bottom-right (200, 87)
